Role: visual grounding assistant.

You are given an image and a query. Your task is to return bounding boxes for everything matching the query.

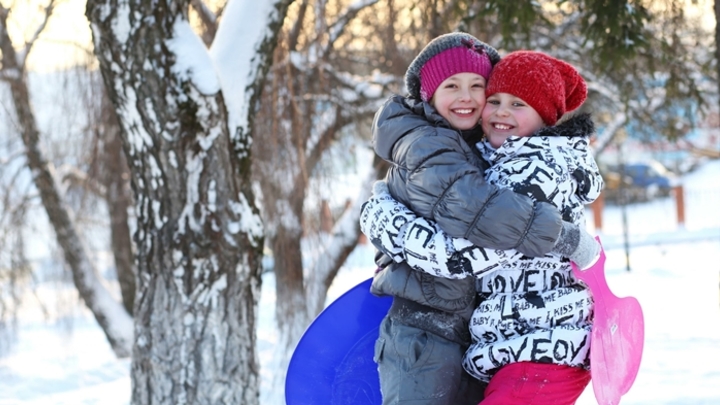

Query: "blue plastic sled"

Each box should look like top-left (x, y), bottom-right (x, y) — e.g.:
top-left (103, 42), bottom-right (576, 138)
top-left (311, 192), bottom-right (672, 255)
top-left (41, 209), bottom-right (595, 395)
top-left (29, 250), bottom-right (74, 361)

top-left (286, 277), bottom-right (392, 405)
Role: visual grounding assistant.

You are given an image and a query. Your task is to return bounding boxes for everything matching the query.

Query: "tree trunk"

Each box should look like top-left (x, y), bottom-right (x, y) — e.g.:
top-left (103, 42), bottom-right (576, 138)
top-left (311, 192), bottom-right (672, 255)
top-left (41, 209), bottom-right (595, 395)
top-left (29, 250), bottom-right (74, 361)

top-left (252, 2), bottom-right (392, 399)
top-left (99, 91), bottom-right (136, 316)
top-left (85, 0), bottom-right (290, 403)
top-left (716, 0), bottom-right (720, 102)
top-left (0, 4), bottom-right (133, 358)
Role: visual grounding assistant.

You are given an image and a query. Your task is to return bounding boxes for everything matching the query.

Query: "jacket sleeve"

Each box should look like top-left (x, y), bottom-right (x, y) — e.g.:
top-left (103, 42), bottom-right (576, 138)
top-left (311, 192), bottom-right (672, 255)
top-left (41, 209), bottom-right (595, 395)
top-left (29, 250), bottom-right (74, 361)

top-left (372, 95), bottom-right (433, 163)
top-left (402, 215), bottom-right (524, 279)
top-left (360, 188), bottom-right (524, 279)
top-left (396, 130), bottom-right (562, 257)
top-left (358, 185), bottom-right (415, 264)
top-left (572, 140), bottom-right (604, 204)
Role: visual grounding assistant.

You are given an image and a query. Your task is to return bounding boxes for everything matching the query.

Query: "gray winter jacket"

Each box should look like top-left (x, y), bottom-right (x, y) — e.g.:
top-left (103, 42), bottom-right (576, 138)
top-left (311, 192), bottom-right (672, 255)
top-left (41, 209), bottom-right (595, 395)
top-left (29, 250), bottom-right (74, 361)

top-left (368, 95), bottom-right (563, 345)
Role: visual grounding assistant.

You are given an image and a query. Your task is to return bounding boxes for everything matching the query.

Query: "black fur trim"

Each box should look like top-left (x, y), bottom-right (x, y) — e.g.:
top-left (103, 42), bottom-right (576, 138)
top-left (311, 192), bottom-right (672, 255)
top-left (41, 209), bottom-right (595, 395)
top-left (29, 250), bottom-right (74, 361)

top-left (533, 113), bottom-right (595, 138)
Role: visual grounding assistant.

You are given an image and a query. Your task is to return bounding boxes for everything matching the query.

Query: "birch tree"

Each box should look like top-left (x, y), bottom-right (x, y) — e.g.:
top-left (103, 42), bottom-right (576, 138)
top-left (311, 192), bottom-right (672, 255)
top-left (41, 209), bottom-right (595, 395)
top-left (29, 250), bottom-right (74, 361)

top-left (0, 1), bottom-right (134, 357)
top-left (85, 0), bottom-right (291, 403)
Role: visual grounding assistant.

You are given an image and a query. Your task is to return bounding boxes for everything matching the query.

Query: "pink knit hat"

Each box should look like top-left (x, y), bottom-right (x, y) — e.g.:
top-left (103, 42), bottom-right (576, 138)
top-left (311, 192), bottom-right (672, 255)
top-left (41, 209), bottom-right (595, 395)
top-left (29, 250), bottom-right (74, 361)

top-left (485, 50), bottom-right (587, 125)
top-left (419, 46), bottom-right (493, 102)
top-left (404, 33), bottom-right (499, 102)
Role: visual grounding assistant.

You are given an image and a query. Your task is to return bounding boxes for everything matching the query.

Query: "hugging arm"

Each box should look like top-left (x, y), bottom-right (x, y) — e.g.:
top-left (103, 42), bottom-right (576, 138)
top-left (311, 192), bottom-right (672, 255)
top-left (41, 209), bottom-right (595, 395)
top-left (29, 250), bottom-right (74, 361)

top-left (371, 97), bottom-right (599, 266)
top-left (372, 95), bottom-right (563, 258)
top-left (483, 141), bottom-right (602, 269)
top-left (360, 182), bottom-right (523, 279)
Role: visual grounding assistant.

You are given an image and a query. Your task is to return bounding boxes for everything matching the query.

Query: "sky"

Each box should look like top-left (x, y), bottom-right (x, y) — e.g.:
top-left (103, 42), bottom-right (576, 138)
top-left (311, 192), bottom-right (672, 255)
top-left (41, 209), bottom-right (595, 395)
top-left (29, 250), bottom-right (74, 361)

top-left (0, 159), bottom-right (719, 405)
top-left (11, 0), bottom-right (92, 72)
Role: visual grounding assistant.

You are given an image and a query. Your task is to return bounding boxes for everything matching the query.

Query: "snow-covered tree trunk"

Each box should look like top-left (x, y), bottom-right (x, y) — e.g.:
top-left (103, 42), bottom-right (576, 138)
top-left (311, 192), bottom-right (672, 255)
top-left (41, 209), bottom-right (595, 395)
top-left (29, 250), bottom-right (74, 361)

top-left (0, 2), bottom-right (134, 358)
top-left (85, 0), bottom-right (290, 403)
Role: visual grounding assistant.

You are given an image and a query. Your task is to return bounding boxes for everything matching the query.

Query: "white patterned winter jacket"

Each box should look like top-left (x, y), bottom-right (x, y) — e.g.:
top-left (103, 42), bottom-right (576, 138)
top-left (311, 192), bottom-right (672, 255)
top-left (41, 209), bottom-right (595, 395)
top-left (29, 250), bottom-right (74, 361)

top-left (360, 113), bottom-right (604, 382)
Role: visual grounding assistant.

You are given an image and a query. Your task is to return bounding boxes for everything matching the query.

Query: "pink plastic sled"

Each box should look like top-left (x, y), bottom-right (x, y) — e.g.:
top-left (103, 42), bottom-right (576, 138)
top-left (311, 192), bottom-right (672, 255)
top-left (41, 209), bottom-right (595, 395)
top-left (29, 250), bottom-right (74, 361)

top-left (571, 238), bottom-right (644, 405)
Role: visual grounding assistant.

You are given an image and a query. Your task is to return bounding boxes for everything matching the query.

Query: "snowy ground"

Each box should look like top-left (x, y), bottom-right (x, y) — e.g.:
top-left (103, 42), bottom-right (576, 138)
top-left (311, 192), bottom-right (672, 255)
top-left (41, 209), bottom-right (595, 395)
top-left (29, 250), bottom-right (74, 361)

top-left (1, 160), bottom-right (720, 405)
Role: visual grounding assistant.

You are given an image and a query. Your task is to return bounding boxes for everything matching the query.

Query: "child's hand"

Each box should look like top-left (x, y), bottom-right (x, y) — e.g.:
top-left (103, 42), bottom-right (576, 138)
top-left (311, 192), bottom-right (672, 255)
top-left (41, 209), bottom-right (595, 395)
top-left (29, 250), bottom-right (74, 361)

top-left (552, 222), bottom-right (600, 270)
top-left (571, 230), bottom-right (601, 271)
top-left (372, 180), bottom-right (390, 196)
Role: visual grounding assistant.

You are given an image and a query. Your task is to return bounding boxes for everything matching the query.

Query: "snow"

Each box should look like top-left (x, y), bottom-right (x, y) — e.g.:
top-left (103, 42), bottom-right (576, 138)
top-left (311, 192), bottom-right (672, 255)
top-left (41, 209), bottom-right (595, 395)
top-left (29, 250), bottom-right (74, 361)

top-left (167, 18), bottom-right (220, 96)
top-left (109, 4), bottom-right (130, 44)
top-left (1, 160), bottom-right (720, 405)
top-left (210, 0), bottom-right (283, 134)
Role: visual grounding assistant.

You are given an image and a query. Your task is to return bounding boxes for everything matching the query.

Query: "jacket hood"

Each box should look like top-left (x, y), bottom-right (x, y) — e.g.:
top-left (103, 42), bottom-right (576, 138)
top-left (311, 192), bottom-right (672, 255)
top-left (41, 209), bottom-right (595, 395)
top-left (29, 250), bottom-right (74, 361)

top-left (533, 112), bottom-right (595, 138)
top-left (372, 95), bottom-right (482, 162)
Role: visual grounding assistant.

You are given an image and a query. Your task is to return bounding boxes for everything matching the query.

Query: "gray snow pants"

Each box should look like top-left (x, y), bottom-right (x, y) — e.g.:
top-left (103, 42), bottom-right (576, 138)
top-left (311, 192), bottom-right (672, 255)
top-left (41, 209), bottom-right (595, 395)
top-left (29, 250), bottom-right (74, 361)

top-left (374, 316), bottom-right (486, 405)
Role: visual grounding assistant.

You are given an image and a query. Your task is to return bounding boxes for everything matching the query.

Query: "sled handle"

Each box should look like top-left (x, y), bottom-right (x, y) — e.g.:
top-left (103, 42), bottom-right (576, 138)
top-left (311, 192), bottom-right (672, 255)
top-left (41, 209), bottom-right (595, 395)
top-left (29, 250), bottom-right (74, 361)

top-left (570, 236), bottom-right (610, 297)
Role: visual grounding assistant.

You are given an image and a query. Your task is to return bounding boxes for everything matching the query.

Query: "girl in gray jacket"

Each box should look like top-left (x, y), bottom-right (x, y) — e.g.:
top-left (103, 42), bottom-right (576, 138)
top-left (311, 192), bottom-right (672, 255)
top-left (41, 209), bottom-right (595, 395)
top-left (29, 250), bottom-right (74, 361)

top-left (362, 50), bottom-right (602, 405)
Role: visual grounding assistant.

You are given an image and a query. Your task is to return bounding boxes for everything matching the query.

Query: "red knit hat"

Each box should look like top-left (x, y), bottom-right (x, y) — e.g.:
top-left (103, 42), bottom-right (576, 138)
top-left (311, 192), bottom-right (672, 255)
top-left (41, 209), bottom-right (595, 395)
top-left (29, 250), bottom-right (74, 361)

top-left (486, 51), bottom-right (587, 126)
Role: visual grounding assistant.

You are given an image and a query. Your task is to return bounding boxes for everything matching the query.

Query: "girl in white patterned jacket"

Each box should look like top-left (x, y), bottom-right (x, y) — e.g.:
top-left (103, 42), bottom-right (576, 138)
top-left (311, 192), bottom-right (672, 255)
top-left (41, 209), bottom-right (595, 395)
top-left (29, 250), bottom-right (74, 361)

top-left (361, 51), bottom-right (604, 405)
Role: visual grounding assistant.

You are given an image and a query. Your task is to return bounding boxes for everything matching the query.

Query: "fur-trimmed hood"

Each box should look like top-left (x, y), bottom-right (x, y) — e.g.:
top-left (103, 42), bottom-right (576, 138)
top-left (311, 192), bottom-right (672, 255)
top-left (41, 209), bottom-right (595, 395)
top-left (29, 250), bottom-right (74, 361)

top-left (534, 112), bottom-right (595, 138)
top-left (478, 113), bottom-right (603, 205)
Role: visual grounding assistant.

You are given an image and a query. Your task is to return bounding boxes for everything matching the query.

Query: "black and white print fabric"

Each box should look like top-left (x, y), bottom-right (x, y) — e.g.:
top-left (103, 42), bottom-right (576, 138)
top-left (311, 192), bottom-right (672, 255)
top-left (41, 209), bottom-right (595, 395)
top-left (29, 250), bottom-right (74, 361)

top-left (360, 181), bottom-right (524, 278)
top-left (359, 115), bottom-right (604, 382)
top-left (476, 129), bottom-right (603, 223)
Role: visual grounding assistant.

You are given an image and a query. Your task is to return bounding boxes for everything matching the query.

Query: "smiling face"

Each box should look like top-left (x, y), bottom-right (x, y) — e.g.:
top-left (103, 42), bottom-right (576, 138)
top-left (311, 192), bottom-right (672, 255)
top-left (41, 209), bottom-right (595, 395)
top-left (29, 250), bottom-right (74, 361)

top-left (481, 92), bottom-right (546, 148)
top-left (430, 72), bottom-right (487, 130)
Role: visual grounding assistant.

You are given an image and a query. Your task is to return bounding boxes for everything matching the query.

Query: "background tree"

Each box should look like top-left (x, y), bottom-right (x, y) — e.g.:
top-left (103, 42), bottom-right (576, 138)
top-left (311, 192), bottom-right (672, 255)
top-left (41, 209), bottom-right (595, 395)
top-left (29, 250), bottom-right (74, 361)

top-left (715, 0), bottom-right (720, 110)
top-left (0, 1), bottom-right (134, 357)
top-left (92, 89), bottom-right (136, 316)
top-left (252, 1), bottom-right (394, 398)
top-left (85, 0), bottom-right (291, 403)
top-left (457, 0), bottom-right (711, 154)
top-left (0, 0), bottom-right (137, 355)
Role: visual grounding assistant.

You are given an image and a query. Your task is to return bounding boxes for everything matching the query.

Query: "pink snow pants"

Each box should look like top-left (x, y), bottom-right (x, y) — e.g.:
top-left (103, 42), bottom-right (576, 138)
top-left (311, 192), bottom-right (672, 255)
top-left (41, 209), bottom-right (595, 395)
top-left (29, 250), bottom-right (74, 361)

top-left (480, 362), bottom-right (590, 405)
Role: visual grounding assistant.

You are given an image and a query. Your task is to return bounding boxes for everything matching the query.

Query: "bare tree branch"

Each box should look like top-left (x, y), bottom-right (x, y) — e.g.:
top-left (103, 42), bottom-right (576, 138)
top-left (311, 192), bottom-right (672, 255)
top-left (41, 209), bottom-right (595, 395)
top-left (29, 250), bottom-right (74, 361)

top-left (287, 0), bottom-right (309, 51)
top-left (0, 0), bottom-right (133, 358)
top-left (21, 0), bottom-right (57, 71)
top-left (306, 166), bottom-right (377, 314)
top-left (190, 0), bottom-right (217, 46)
top-left (56, 164), bottom-right (107, 198)
top-left (322, 0), bottom-right (379, 57)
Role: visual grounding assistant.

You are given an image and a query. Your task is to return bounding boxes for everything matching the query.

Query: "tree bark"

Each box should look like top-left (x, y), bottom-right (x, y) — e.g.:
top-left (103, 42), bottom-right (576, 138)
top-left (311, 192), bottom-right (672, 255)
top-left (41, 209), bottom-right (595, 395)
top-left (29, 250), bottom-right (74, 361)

top-left (716, 0), bottom-right (720, 102)
top-left (99, 91), bottom-right (137, 316)
top-left (85, 0), bottom-right (290, 403)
